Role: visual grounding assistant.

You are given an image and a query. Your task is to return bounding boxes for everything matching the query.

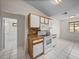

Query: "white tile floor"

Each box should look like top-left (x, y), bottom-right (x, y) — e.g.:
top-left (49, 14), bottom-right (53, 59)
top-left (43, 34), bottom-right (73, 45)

top-left (27, 39), bottom-right (79, 59)
top-left (0, 49), bottom-right (17, 59)
top-left (0, 46), bottom-right (26, 59)
top-left (1, 39), bottom-right (79, 59)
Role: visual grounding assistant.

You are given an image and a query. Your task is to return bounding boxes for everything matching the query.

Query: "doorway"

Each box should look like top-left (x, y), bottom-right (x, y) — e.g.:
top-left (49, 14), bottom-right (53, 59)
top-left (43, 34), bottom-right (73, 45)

top-left (4, 17), bottom-right (17, 50)
top-left (0, 12), bottom-right (26, 59)
top-left (0, 17), bottom-right (18, 59)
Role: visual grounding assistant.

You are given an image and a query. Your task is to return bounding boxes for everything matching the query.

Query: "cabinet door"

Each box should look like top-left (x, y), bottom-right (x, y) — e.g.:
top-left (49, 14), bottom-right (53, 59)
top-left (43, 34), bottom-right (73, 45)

top-left (45, 18), bottom-right (49, 24)
top-left (33, 42), bottom-right (43, 58)
top-left (49, 20), bottom-right (53, 27)
top-left (40, 24), bottom-right (49, 30)
top-left (40, 17), bottom-right (45, 23)
top-left (31, 14), bottom-right (40, 28)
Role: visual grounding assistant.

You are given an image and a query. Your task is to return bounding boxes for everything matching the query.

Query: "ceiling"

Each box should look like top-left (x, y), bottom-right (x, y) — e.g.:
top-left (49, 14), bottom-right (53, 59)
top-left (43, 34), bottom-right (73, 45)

top-left (25, 0), bottom-right (79, 17)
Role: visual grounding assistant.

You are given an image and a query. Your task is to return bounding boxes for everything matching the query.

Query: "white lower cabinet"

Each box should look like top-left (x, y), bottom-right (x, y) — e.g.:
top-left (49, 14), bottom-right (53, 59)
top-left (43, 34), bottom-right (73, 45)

top-left (33, 42), bottom-right (43, 58)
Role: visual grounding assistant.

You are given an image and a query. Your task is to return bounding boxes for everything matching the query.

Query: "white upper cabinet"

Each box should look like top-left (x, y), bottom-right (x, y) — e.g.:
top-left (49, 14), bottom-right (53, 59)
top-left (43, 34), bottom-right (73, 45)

top-left (40, 17), bottom-right (45, 23)
top-left (49, 19), bottom-right (53, 28)
top-left (45, 18), bottom-right (49, 24)
top-left (30, 14), bottom-right (40, 28)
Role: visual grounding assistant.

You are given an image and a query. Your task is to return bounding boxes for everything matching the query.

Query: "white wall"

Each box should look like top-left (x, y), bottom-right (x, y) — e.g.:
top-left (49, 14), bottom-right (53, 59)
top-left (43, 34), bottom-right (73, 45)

top-left (60, 17), bottom-right (79, 43)
top-left (49, 17), bottom-right (60, 39)
top-left (52, 19), bottom-right (60, 39)
top-left (0, 6), bottom-right (3, 50)
top-left (0, 15), bottom-right (2, 50)
top-left (0, 0), bottom-right (1, 49)
top-left (53, 6), bottom-right (79, 42)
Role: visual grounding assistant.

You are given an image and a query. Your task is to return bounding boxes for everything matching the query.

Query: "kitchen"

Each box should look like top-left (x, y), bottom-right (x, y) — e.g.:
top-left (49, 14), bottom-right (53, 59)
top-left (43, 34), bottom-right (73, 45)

top-left (28, 13), bottom-right (57, 59)
top-left (0, 0), bottom-right (79, 59)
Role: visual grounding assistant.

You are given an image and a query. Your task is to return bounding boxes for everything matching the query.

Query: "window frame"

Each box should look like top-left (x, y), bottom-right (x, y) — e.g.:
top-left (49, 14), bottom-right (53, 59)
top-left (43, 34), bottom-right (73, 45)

top-left (69, 21), bottom-right (79, 32)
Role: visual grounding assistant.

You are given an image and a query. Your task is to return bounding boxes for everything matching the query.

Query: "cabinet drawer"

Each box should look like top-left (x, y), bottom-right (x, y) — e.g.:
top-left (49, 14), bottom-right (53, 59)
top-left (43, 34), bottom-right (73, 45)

top-left (33, 39), bottom-right (43, 44)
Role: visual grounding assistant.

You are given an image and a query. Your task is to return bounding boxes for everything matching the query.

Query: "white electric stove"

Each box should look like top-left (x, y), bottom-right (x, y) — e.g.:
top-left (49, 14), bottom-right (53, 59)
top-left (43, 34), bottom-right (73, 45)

top-left (38, 31), bottom-right (56, 54)
top-left (44, 36), bottom-right (53, 54)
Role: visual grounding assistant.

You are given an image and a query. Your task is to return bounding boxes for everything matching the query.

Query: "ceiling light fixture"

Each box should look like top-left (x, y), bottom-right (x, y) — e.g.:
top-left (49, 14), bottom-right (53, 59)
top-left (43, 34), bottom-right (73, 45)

top-left (52, 0), bottom-right (62, 5)
top-left (69, 16), bottom-right (75, 19)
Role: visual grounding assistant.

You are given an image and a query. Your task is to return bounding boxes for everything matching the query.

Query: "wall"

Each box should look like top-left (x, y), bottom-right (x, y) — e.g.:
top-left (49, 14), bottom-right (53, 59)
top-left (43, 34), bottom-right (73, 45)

top-left (0, 3), bottom-right (3, 50)
top-left (1, 0), bottom-right (47, 59)
top-left (52, 19), bottom-right (60, 39)
top-left (50, 16), bottom-right (60, 39)
top-left (0, 12), bottom-right (2, 50)
top-left (60, 17), bottom-right (79, 43)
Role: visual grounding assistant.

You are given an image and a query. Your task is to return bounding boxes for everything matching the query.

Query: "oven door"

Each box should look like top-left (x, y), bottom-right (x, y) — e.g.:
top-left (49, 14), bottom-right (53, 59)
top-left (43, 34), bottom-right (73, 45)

top-left (44, 36), bottom-right (52, 54)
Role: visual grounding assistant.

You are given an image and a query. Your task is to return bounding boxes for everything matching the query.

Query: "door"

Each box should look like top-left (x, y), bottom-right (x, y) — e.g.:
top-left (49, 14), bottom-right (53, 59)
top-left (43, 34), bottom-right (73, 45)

top-left (4, 18), bottom-right (17, 50)
top-left (0, 17), bottom-right (18, 59)
top-left (0, 12), bottom-right (26, 59)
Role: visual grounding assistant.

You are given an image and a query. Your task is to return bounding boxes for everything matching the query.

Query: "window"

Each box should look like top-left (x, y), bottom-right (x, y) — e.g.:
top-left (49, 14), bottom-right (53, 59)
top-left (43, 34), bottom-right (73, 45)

top-left (75, 22), bottom-right (79, 32)
top-left (69, 21), bottom-right (79, 32)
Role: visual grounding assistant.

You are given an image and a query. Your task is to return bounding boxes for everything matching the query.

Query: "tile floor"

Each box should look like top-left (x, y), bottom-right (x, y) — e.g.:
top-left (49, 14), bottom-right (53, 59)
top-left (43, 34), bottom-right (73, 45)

top-left (1, 39), bottom-right (79, 59)
top-left (0, 46), bottom-right (26, 59)
top-left (27, 39), bottom-right (79, 59)
top-left (0, 49), bottom-right (17, 59)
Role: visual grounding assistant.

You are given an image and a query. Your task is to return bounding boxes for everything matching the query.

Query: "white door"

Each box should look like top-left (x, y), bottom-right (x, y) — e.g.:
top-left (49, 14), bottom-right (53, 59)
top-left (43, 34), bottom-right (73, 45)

top-left (0, 17), bottom-right (17, 59)
top-left (4, 17), bottom-right (17, 50)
